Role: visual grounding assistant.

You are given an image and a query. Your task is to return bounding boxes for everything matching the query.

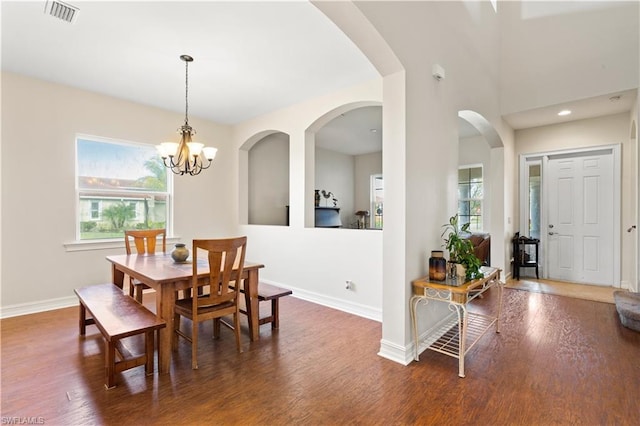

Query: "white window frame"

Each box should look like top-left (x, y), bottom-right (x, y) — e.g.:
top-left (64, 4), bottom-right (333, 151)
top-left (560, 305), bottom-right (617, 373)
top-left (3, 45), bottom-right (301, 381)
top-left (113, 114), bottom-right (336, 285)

top-left (370, 174), bottom-right (383, 229)
top-left (457, 164), bottom-right (484, 232)
top-left (73, 134), bottom-right (173, 243)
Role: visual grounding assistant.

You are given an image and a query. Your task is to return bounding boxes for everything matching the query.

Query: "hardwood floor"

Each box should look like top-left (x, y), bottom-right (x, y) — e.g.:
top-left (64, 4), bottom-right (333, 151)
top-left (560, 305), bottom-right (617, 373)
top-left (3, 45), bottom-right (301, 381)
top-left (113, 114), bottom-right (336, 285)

top-left (1, 287), bottom-right (639, 425)
top-left (505, 277), bottom-right (616, 304)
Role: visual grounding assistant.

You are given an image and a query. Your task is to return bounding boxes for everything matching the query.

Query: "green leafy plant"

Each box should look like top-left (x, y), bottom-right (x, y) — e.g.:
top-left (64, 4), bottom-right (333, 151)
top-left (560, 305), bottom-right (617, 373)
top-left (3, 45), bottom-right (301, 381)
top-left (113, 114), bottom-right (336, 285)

top-left (441, 214), bottom-right (483, 280)
top-left (102, 201), bottom-right (136, 231)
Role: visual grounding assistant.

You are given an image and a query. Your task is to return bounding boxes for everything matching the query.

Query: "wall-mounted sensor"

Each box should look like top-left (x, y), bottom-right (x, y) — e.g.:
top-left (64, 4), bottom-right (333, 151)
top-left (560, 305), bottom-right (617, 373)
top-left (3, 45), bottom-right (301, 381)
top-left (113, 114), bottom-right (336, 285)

top-left (432, 64), bottom-right (445, 81)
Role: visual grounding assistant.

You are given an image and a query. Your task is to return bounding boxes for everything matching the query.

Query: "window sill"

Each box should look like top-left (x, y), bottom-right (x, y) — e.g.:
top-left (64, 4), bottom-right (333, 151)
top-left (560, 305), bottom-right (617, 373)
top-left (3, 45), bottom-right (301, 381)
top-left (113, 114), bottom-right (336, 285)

top-left (64, 236), bottom-right (182, 252)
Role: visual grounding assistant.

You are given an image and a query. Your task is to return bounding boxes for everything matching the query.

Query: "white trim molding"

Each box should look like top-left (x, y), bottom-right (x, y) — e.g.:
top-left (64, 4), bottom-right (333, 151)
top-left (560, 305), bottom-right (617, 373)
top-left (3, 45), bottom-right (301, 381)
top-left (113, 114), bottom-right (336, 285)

top-left (261, 279), bottom-right (382, 322)
top-left (0, 295), bottom-right (78, 319)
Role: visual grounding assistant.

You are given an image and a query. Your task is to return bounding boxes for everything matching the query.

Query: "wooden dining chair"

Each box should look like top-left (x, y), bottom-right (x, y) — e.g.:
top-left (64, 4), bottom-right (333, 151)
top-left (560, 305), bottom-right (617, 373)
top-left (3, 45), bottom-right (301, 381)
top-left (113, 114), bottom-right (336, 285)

top-left (124, 229), bottom-right (167, 303)
top-left (173, 236), bottom-right (247, 369)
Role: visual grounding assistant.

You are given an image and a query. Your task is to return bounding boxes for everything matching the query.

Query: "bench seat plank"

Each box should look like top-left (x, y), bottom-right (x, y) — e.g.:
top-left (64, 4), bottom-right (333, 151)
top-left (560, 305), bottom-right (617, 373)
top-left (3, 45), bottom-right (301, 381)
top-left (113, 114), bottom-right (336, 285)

top-left (233, 282), bottom-right (292, 330)
top-left (75, 283), bottom-right (165, 389)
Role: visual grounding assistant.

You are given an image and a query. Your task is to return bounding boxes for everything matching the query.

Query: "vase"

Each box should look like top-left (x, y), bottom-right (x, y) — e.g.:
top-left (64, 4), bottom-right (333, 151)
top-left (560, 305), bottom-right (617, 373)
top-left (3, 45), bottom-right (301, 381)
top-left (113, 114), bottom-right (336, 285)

top-left (428, 250), bottom-right (447, 281)
top-left (448, 261), bottom-right (458, 280)
top-left (171, 243), bottom-right (189, 263)
top-left (456, 263), bottom-right (467, 280)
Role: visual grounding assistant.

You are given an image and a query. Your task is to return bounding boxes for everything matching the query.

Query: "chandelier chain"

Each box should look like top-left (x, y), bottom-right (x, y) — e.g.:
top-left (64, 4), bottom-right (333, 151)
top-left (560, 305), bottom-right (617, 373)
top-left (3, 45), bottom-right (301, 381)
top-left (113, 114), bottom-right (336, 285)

top-left (184, 59), bottom-right (189, 126)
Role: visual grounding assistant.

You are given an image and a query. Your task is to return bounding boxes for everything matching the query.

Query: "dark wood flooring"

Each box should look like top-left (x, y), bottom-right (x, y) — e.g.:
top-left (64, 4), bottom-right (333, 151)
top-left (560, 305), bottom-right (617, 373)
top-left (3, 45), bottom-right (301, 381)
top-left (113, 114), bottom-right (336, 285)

top-left (1, 287), bottom-right (639, 425)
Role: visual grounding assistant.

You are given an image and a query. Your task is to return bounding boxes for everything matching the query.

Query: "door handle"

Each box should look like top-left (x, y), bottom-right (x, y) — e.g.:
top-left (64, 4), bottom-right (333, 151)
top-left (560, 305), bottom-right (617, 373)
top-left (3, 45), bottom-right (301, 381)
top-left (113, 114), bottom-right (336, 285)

top-left (548, 232), bottom-right (556, 235)
top-left (628, 225), bottom-right (637, 233)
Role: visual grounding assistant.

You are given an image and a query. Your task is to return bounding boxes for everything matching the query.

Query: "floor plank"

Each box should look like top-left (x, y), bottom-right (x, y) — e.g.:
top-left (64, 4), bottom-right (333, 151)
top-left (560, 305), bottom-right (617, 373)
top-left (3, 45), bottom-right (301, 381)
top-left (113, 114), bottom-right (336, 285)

top-left (505, 277), bottom-right (616, 303)
top-left (1, 288), bottom-right (639, 425)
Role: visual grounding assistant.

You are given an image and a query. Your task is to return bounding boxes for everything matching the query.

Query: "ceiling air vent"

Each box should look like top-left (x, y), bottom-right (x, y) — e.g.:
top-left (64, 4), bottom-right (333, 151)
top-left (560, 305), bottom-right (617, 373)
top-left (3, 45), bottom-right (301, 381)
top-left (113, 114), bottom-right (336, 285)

top-left (44, 0), bottom-right (79, 24)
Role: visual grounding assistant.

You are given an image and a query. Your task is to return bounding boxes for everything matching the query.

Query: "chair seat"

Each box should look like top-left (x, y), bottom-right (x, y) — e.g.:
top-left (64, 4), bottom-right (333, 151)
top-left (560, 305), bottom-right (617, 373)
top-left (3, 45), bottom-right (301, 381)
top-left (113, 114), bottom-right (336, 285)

top-left (174, 297), bottom-right (236, 315)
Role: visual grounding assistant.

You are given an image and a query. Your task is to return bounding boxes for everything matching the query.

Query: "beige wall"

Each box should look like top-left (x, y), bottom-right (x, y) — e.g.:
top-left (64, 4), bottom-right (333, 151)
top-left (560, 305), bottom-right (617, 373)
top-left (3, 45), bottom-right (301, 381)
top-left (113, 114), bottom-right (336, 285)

top-left (354, 151), bottom-right (382, 215)
top-left (459, 136), bottom-right (492, 234)
top-left (1, 72), bottom-right (234, 311)
top-left (315, 147), bottom-right (355, 226)
top-left (248, 132), bottom-right (290, 226)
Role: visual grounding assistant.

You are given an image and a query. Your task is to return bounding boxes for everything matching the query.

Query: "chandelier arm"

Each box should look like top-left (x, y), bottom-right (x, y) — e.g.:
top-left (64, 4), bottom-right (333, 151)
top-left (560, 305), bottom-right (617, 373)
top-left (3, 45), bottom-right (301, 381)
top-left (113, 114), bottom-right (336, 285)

top-left (197, 158), bottom-right (213, 171)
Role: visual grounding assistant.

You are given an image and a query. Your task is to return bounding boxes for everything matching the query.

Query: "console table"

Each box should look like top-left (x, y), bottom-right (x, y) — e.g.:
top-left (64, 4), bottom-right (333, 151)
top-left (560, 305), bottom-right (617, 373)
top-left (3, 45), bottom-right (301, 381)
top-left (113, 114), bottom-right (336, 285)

top-left (410, 266), bottom-right (503, 377)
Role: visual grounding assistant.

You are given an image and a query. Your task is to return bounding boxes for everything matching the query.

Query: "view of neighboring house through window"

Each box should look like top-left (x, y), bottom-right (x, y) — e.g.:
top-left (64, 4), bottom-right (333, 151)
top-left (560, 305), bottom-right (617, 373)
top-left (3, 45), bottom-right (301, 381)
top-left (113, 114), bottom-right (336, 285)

top-left (76, 136), bottom-right (170, 240)
top-left (458, 165), bottom-right (483, 231)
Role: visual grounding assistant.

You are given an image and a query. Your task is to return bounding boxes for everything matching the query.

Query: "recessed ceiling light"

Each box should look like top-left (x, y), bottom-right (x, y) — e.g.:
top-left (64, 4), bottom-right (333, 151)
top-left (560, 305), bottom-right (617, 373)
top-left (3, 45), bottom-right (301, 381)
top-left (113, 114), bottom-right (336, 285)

top-left (558, 110), bottom-right (572, 116)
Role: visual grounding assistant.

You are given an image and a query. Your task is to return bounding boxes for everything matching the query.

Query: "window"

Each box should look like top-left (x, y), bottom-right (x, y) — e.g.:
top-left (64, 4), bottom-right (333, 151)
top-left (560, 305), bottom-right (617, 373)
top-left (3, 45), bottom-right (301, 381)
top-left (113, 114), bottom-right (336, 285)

top-left (528, 163), bottom-right (541, 239)
top-left (458, 166), bottom-right (483, 231)
top-left (370, 174), bottom-right (383, 229)
top-left (90, 201), bottom-right (100, 220)
top-left (76, 136), bottom-right (170, 240)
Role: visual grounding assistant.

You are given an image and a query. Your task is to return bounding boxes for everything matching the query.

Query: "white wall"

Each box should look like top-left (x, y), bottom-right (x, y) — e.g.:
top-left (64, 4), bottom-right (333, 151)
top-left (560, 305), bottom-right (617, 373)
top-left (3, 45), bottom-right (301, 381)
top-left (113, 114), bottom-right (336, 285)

top-left (345, 1), bottom-right (509, 363)
top-left (0, 72), bottom-right (235, 315)
top-left (235, 79), bottom-right (384, 321)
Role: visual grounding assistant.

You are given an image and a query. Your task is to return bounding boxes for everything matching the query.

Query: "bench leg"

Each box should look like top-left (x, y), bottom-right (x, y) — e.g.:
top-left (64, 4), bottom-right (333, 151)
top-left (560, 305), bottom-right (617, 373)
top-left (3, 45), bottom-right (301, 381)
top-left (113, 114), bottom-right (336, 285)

top-left (105, 341), bottom-right (116, 390)
top-left (271, 299), bottom-right (279, 329)
top-left (79, 304), bottom-right (87, 335)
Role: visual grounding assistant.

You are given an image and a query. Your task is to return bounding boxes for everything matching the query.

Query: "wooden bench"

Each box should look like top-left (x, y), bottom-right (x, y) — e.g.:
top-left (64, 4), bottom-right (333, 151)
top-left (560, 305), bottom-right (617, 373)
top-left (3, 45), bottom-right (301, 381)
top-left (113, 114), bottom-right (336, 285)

top-left (74, 283), bottom-right (166, 389)
top-left (235, 282), bottom-right (292, 330)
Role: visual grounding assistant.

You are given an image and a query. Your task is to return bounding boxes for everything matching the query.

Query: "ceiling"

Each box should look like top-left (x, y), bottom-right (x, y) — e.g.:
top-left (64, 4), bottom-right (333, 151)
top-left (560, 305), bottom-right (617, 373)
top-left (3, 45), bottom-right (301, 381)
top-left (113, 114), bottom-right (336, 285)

top-left (1, 1), bottom-right (636, 153)
top-left (1, 1), bottom-right (379, 125)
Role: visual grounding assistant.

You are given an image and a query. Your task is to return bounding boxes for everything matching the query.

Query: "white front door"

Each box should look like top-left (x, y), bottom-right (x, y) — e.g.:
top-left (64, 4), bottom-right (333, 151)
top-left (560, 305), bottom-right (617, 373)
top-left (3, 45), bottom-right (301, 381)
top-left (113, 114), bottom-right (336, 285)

top-left (546, 151), bottom-right (615, 285)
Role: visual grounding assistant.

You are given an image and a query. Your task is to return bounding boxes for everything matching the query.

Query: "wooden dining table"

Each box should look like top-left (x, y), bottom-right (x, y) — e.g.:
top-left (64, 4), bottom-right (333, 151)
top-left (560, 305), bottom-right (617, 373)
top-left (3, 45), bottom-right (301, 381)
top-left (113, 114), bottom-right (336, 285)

top-left (106, 253), bottom-right (264, 374)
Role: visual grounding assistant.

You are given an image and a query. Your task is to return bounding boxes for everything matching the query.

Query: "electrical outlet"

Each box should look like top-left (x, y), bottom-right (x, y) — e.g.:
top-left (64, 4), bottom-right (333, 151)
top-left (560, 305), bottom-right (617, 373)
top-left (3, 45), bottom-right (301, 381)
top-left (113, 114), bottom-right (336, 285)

top-left (345, 280), bottom-right (353, 290)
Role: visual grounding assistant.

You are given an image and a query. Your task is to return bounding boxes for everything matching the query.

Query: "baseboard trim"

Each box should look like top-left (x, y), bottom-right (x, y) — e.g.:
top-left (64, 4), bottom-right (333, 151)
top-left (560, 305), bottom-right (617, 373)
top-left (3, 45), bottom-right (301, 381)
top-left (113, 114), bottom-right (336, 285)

top-left (378, 339), bottom-right (413, 365)
top-left (1, 281), bottom-right (383, 325)
top-left (260, 279), bottom-right (382, 322)
top-left (1, 295), bottom-right (78, 319)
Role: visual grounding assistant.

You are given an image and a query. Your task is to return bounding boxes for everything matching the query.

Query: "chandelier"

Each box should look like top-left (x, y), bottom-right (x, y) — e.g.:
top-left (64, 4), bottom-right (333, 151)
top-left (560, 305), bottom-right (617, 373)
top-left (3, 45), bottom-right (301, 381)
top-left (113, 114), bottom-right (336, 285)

top-left (157, 55), bottom-right (217, 176)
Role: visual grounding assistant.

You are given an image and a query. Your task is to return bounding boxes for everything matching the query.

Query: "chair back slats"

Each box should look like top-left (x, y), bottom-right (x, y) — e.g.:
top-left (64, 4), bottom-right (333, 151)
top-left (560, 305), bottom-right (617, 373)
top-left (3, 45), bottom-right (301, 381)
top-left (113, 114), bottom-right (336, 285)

top-left (124, 229), bottom-right (167, 255)
top-left (192, 237), bottom-right (247, 310)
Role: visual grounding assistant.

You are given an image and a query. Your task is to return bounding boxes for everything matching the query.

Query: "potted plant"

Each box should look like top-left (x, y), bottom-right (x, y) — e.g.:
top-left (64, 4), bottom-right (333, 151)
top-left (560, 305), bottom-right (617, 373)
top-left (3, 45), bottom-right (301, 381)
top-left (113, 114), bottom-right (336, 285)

top-left (441, 214), bottom-right (484, 281)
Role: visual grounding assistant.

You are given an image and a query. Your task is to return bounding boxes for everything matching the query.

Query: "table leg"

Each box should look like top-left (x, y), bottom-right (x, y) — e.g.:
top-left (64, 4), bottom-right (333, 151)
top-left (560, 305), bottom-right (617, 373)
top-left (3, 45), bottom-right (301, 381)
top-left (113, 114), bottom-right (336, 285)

top-left (245, 270), bottom-right (260, 341)
top-left (457, 304), bottom-right (467, 378)
top-left (157, 284), bottom-right (175, 374)
top-left (111, 264), bottom-right (125, 289)
top-left (409, 296), bottom-right (421, 361)
top-left (496, 278), bottom-right (504, 334)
